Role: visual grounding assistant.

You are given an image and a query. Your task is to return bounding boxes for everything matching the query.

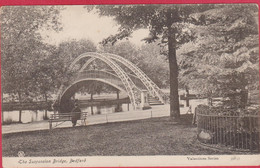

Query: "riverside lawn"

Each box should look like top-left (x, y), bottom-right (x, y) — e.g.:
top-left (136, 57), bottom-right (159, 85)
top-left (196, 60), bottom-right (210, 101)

top-left (2, 115), bottom-right (243, 157)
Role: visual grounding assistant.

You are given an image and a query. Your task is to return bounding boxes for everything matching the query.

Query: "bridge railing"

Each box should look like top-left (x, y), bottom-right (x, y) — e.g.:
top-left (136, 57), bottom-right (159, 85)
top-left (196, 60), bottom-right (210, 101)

top-left (76, 70), bottom-right (125, 88)
top-left (76, 70), bottom-right (147, 90)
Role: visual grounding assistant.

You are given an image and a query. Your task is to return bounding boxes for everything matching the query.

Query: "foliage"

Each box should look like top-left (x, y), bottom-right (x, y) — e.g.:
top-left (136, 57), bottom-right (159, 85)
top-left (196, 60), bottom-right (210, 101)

top-left (178, 4), bottom-right (259, 107)
top-left (90, 5), bottom-right (212, 46)
top-left (78, 81), bottom-right (119, 97)
top-left (99, 41), bottom-right (169, 88)
top-left (196, 104), bottom-right (259, 151)
top-left (137, 43), bottom-right (169, 88)
top-left (89, 4), bottom-right (215, 119)
top-left (1, 6), bottom-right (62, 101)
top-left (2, 118), bottom-right (14, 125)
top-left (57, 39), bottom-right (97, 68)
top-left (196, 104), bottom-right (259, 116)
top-left (56, 39), bottom-right (97, 86)
top-left (100, 41), bottom-right (169, 88)
top-left (99, 41), bottom-right (139, 72)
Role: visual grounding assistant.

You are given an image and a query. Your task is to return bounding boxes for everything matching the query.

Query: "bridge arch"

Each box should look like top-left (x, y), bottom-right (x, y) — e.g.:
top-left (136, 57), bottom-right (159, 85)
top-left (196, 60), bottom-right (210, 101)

top-left (61, 71), bottom-right (127, 99)
top-left (54, 52), bottom-right (164, 112)
top-left (59, 76), bottom-right (128, 113)
top-left (56, 53), bottom-right (140, 111)
top-left (77, 53), bottom-right (165, 103)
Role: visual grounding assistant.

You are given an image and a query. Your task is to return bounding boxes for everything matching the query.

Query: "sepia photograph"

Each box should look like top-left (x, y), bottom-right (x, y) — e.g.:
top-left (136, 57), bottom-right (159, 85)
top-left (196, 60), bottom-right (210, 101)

top-left (1, 3), bottom-right (260, 167)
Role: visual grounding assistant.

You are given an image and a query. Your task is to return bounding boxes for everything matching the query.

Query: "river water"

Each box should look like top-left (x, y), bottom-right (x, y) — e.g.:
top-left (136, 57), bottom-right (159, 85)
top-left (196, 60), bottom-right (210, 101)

top-left (2, 99), bottom-right (208, 124)
top-left (2, 103), bottom-right (132, 124)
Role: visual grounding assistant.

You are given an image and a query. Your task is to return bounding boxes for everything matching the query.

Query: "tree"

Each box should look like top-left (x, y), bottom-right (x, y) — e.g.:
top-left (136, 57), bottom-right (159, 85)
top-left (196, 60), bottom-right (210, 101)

top-left (90, 4), bottom-right (214, 120)
top-left (57, 39), bottom-right (97, 67)
top-left (100, 41), bottom-right (139, 60)
top-left (137, 42), bottom-right (169, 88)
top-left (1, 6), bottom-right (62, 101)
top-left (56, 39), bottom-right (97, 86)
top-left (178, 4), bottom-right (259, 108)
top-left (99, 41), bottom-right (140, 73)
top-left (100, 41), bottom-right (169, 88)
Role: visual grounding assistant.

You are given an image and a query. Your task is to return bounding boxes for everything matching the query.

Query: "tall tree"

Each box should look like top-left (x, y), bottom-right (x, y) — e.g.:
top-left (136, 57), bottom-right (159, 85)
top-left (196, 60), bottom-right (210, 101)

top-left (1, 6), bottom-right (62, 101)
top-left (178, 4), bottom-right (259, 107)
top-left (90, 4), bottom-right (213, 120)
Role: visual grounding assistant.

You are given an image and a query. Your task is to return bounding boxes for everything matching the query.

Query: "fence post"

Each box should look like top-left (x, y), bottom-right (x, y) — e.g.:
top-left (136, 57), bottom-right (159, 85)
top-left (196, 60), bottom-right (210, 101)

top-left (49, 121), bottom-right (52, 129)
top-left (106, 114), bottom-right (108, 123)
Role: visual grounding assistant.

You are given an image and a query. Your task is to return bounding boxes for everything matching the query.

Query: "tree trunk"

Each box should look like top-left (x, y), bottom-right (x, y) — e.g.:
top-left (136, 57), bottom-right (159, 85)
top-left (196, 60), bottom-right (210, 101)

top-left (91, 93), bottom-right (93, 101)
top-left (207, 90), bottom-right (213, 106)
top-left (167, 23), bottom-right (180, 120)
top-left (185, 87), bottom-right (190, 107)
top-left (18, 92), bottom-right (22, 123)
top-left (90, 106), bottom-right (93, 115)
top-left (44, 92), bottom-right (48, 119)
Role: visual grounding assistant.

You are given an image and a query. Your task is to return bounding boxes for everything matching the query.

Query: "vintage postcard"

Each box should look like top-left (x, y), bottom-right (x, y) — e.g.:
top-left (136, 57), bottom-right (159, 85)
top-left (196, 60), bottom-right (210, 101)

top-left (1, 3), bottom-right (260, 167)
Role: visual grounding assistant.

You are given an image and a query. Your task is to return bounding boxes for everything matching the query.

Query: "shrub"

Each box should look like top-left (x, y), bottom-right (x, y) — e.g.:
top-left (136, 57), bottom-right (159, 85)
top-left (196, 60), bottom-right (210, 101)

top-left (196, 105), bottom-right (259, 151)
top-left (2, 118), bottom-right (13, 125)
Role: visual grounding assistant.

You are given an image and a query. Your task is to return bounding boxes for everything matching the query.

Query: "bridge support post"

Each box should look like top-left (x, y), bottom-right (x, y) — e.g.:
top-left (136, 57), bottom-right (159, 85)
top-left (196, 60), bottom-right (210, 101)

top-left (140, 90), bottom-right (151, 110)
top-left (19, 110), bottom-right (22, 123)
top-left (115, 90), bottom-right (122, 112)
top-left (117, 90), bottom-right (119, 100)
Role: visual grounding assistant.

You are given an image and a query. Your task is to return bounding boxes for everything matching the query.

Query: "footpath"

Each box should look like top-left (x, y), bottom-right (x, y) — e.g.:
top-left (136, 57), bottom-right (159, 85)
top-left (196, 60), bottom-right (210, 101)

top-left (2, 105), bottom-right (178, 134)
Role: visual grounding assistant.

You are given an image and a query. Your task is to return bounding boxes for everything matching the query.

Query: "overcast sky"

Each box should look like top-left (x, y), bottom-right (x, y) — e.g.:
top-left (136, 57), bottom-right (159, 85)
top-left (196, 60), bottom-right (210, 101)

top-left (42, 6), bottom-right (149, 47)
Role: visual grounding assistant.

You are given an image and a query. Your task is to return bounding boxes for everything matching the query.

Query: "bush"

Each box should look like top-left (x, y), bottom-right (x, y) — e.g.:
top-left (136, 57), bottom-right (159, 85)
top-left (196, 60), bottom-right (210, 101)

top-left (196, 105), bottom-right (260, 151)
top-left (196, 104), bottom-right (259, 116)
top-left (43, 115), bottom-right (49, 120)
top-left (2, 118), bottom-right (14, 125)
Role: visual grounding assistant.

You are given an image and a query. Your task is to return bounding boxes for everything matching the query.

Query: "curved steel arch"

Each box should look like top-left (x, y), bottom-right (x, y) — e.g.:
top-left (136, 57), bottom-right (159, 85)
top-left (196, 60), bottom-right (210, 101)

top-left (61, 70), bottom-right (130, 101)
top-left (78, 52), bottom-right (165, 103)
top-left (59, 52), bottom-right (141, 110)
top-left (79, 57), bottom-right (96, 72)
top-left (78, 70), bottom-right (146, 89)
top-left (61, 78), bottom-right (126, 100)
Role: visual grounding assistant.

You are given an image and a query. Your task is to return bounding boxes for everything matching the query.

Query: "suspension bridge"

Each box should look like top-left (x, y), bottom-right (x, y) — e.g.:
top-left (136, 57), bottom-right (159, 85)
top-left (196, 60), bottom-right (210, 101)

top-left (53, 52), bottom-right (166, 113)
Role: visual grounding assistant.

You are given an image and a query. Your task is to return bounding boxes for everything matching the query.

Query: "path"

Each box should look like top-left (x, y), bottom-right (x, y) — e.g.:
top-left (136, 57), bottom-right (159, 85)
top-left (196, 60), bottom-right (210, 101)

top-left (2, 98), bottom-right (208, 134)
top-left (2, 104), bottom-right (186, 134)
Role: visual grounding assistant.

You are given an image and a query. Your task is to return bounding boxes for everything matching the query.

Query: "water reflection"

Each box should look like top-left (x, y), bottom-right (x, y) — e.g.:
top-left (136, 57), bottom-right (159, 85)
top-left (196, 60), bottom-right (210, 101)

top-left (3, 110), bottom-right (54, 123)
top-left (2, 103), bottom-right (132, 124)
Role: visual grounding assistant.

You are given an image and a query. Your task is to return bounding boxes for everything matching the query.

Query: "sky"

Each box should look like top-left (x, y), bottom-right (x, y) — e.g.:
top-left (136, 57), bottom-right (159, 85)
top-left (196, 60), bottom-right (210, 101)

top-left (42, 6), bottom-right (149, 47)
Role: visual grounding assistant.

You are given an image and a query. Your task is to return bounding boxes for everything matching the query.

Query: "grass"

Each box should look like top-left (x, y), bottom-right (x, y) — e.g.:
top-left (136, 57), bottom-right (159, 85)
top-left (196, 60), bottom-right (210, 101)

top-left (2, 114), bottom-right (235, 157)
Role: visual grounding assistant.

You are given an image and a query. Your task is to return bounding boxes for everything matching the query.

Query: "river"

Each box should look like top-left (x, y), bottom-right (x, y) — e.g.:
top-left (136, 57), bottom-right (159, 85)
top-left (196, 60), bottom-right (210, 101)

top-left (2, 103), bottom-right (132, 124)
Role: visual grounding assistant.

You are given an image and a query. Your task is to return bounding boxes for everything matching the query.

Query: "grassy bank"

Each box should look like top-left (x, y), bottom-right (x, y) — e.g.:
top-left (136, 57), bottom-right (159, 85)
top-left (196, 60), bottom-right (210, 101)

top-left (3, 115), bottom-right (234, 157)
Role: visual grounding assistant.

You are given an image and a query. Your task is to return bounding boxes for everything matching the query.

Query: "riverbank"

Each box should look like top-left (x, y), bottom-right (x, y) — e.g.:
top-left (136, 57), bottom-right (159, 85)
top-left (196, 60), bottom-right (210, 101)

top-left (2, 104), bottom-right (170, 134)
top-left (2, 115), bottom-right (235, 157)
top-left (2, 99), bottom-right (209, 134)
